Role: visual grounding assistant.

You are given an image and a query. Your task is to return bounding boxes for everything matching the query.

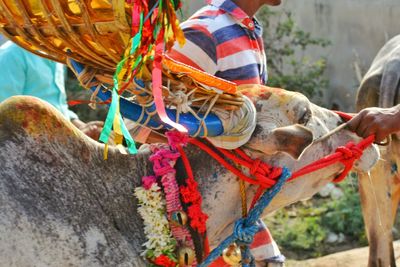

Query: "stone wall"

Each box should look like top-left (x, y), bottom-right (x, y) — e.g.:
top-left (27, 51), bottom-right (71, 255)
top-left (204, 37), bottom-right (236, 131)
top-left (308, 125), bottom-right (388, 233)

top-left (183, 0), bottom-right (400, 111)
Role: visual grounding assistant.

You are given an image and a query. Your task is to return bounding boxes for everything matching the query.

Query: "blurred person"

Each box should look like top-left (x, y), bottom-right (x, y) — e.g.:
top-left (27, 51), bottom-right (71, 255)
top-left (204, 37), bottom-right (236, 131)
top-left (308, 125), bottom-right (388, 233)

top-left (169, 0), bottom-right (281, 85)
top-left (0, 34), bottom-right (6, 45)
top-left (0, 41), bottom-right (103, 140)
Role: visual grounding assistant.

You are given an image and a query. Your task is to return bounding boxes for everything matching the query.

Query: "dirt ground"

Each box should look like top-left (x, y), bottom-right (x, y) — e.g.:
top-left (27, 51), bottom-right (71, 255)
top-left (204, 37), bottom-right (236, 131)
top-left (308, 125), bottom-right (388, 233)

top-left (287, 241), bottom-right (400, 267)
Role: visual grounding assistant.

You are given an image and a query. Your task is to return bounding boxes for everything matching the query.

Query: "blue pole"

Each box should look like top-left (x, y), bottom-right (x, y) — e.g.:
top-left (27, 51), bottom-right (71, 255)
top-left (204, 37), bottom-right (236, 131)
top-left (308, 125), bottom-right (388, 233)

top-left (68, 59), bottom-right (224, 137)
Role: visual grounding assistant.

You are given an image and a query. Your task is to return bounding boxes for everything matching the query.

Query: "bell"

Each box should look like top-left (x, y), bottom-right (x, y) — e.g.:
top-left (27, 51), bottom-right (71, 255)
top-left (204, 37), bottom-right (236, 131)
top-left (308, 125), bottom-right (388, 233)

top-left (222, 243), bottom-right (242, 266)
top-left (171, 211), bottom-right (188, 226)
top-left (178, 246), bottom-right (195, 266)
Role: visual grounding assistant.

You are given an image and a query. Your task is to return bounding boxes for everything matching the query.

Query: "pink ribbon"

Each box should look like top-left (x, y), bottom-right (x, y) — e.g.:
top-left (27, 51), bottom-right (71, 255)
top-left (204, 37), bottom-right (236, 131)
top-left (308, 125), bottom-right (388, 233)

top-left (152, 41), bottom-right (188, 133)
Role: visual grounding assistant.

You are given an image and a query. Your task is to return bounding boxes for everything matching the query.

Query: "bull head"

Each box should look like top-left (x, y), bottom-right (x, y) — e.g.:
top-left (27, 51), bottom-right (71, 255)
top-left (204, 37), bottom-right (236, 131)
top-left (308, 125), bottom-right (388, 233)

top-left (241, 85), bottom-right (316, 159)
top-left (241, 85), bottom-right (379, 172)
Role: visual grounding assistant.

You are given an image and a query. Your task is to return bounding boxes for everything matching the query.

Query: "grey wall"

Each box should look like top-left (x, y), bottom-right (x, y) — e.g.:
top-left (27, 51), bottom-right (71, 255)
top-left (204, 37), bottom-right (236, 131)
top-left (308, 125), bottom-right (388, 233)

top-left (183, 0), bottom-right (400, 111)
top-left (276, 0), bottom-right (400, 111)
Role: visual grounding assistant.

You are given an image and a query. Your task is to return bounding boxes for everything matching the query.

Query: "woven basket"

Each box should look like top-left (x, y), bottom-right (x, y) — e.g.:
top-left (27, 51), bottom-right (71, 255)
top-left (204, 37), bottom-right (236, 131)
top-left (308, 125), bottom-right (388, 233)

top-left (0, 0), bottom-right (130, 71)
top-left (0, 0), bottom-right (243, 110)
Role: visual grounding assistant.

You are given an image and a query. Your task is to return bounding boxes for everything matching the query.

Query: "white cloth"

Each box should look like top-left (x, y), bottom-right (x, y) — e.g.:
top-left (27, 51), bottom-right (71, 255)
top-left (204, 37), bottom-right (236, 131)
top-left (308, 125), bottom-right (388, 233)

top-left (207, 95), bottom-right (256, 149)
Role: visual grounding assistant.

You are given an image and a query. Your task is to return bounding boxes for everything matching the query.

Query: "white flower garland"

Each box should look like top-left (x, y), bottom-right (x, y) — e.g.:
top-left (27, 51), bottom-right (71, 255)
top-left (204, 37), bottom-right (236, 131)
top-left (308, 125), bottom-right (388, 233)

top-left (134, 183), bottom-right (177, 260)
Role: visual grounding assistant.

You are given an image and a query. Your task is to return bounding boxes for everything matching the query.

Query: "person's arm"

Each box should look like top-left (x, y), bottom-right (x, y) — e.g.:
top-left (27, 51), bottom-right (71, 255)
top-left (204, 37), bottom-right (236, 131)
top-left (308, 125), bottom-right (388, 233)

top-left (65, 100), bottom-right (103, 140)
top-left (347, 104), bottom-right (400, 142)
top-left (70, 118), bottom-right (104, 140)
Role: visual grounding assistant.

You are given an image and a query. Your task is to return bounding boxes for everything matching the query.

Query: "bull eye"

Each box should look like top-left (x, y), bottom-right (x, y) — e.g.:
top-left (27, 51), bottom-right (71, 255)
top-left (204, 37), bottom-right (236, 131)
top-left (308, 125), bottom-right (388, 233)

top-left (298, 108), bottom-right (311, 125)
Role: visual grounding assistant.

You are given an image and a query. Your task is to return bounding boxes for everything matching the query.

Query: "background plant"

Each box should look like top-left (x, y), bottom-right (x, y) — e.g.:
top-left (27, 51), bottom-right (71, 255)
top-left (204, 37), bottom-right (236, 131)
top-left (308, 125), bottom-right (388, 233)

top-left (257, 7), bottom-right (331, 104)
top-left (264, 173), bottom-right (400, 259)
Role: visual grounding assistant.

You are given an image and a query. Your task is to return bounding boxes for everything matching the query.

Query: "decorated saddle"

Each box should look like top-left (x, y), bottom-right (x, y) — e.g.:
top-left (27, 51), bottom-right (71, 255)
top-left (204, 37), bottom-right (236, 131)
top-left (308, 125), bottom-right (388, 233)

top-left (0, 0), bottom-right (254, 153)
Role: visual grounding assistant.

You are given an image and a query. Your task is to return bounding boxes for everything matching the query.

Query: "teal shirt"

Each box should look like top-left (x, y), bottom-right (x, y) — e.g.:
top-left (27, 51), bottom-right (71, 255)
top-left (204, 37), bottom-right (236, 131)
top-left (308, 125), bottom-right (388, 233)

top-left (0, 42), bottom-right (77, 120)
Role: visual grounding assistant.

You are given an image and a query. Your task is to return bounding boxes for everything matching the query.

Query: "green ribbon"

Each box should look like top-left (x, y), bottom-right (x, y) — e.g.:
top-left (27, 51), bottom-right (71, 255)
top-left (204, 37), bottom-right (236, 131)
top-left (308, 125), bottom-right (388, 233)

top-left (98, 11), bottom-right (146, 154)
top-left (99, 87), bottom-right (138, 154)
top-left (130, 12), bottom-right (144, 54)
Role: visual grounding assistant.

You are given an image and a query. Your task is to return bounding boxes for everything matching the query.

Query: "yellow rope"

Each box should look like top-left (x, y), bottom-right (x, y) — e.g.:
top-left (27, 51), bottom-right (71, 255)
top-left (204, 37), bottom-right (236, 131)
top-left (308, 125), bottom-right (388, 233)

top-left (103, 143), bottom-right (109, 160)
top-left (239, 179), bottom-right (247, 217)
top-left (235, 163), bottom-right (247, 217)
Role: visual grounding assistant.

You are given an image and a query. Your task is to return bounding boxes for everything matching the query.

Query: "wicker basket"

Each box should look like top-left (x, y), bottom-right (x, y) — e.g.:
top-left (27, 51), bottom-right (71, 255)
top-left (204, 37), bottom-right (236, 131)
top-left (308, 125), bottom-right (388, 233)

top-left (0, 0), bottom-right (130, 71)
top-left (0, 0), bottom-right (243, 110)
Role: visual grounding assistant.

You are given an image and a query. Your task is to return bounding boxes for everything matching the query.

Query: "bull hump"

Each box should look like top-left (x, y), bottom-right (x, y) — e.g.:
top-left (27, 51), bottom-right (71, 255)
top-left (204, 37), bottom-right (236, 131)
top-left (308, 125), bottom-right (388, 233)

top-left (0, 96), bottom-right (153, 266)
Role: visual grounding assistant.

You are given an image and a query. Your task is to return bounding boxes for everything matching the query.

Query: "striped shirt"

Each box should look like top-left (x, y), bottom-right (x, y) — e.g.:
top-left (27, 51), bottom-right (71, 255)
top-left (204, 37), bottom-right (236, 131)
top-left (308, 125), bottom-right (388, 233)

top-left (169, 0), bottom-right (267, 85)
top-left (209, 221), bottom-right (284, 266)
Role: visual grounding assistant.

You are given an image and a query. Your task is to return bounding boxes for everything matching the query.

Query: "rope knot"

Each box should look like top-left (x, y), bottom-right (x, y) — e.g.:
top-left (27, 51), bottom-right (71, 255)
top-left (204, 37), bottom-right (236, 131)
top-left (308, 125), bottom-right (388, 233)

top-left (166, 131), bottom-right (189, 150)
top-left (336, 142), bottom-right (363, 161)
top-left (169, 90), bottom-right (191, 113)
top-left (333, 142), bottom-right (363, 183)
top-left (233, 218), bottom-right (258, 245)
top-left (150, 149), bottom-right (179, 176)
top-left (250, 159), bottom-right (262, 176)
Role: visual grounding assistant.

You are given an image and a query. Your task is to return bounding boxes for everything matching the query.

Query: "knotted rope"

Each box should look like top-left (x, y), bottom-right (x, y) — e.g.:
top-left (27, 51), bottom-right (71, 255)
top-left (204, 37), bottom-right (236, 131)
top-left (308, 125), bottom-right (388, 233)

top-left (165, 128), bottom-right (375, 267)
top-left (188, 138), bottom-right (283, 189)
top-left (186, 134), bottom-right (375, 266)
top-left (198, 168), bottom-right (291, 267)
top-left (149, 142), bottom-right (198, 266)
top-left (289, 135), bottom-right (374, 183)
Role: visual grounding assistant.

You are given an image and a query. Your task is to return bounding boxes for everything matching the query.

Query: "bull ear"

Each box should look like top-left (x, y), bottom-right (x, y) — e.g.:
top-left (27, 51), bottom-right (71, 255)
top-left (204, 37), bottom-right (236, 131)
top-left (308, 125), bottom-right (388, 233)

top-left (247, 124), bottom-right (313, 160)
top-left (272, 124), bottom-right (313, 159)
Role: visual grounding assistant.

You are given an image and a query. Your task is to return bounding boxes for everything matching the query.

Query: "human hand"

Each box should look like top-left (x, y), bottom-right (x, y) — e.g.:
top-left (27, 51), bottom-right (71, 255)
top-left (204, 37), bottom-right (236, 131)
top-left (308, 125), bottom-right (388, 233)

top-left (347, 105), bottom-right (400, 143)
top-left (71, 119), bottom-right (104, 140)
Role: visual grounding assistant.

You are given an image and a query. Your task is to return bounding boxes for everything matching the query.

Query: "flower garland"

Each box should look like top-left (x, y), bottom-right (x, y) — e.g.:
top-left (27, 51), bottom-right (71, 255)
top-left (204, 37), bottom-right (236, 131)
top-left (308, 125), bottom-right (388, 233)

top-left (150, 144), bottom-right (197, 266)
top-left (180, 179), bottom-right (208, 234)
top-left (134, 176), bottom-right (178, 266)
top-left (135, 132), bottom-right (209, 266)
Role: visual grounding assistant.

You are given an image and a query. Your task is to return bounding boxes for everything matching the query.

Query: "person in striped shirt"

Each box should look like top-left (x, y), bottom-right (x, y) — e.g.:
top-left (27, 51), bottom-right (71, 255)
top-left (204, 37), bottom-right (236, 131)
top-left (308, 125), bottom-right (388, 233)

top-left (169, 0), bottom-right (281, 85)
top-left (169, 1), bottom-right (286, 266)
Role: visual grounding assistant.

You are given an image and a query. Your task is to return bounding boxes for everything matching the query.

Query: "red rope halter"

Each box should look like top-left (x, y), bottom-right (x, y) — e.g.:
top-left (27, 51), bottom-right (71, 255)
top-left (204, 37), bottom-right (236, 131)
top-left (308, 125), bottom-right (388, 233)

top-left (183, 134), bottom-right (374, 208)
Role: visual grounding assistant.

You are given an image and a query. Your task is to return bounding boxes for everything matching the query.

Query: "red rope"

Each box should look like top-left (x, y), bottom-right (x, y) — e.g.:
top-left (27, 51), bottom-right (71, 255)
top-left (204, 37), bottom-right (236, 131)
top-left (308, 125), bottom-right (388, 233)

top-left (188, 138), bottom-right (284, 208)
top-left (188, 139), bottom-right (282, 188)
top-left (290, 135), bottom-right (374, 182)
top-left (173, 123), bottom-right (375, 260)
top-left (334, 110), bottom-right (353, 121)
top-left (187, 134), bottom-right (375, 199)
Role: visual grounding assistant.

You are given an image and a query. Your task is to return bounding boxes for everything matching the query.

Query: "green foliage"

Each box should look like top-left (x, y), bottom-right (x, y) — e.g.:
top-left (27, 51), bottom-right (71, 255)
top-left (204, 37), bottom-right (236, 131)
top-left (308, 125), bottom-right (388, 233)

top-left (269, 209), bottom-right (327, 258)
top-left (321, 174), bottom-right (368, 245)
top-left (257, 7), bottom-right (331, 102)
top-left (264, 175), bottom-right (367, 259)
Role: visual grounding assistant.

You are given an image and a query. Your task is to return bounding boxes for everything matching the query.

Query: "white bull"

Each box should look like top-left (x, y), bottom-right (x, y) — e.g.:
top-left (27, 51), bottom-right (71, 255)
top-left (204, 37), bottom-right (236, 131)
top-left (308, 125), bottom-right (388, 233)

top-left (0, 86), bottom-right (378, 266)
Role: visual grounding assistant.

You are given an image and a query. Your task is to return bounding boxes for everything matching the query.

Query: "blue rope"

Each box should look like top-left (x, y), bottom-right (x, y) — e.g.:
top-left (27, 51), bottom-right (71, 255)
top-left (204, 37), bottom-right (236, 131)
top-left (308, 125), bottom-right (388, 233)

top-left (199, 167), bottom-right (291, 267)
